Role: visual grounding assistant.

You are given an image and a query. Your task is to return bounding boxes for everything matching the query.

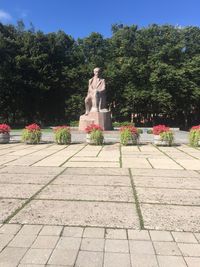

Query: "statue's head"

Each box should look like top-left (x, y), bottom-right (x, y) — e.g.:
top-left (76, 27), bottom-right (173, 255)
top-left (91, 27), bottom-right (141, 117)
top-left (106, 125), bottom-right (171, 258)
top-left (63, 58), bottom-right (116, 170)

top-left (93, 67), bottom-right (101, 77)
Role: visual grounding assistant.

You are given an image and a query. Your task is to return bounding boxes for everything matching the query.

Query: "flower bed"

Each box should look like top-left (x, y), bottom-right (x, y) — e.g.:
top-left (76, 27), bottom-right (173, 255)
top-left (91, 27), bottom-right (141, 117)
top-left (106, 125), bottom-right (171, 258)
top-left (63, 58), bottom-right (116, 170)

top-left (153, 125), bottom-right (174, 146)
top-left (53, 126), bottom-right (71, 144)
top-left (0, 124), bottom-right (11, 144)
top-left (120, 125), bottom-right (139, 145)
top-left (189, 125), bottom-right (200, 147)
top-left (22, 123), bottom-right (42, 144)
top-left (85, 124), bottom-right (104, 145)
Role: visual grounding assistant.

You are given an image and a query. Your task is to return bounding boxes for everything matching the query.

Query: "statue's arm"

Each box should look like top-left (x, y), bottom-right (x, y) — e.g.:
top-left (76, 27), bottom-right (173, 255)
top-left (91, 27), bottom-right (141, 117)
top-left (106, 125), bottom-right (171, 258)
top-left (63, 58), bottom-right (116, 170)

top-left (98, 79), bottom-right (106, 92)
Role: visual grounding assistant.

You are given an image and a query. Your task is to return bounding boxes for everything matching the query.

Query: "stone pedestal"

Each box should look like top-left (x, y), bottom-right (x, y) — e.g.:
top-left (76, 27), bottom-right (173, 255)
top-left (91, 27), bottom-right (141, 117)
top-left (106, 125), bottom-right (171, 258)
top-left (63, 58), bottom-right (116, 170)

top-left (79, 110), bottom-right (112, 131)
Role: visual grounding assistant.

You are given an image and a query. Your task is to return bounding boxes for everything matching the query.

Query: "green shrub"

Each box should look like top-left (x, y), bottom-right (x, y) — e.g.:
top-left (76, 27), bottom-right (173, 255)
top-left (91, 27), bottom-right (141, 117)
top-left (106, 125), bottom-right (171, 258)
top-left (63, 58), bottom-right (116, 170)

top-left (160, 131), bottom-right (174, 146)
top-left (113, 121), bottom-right (135, 127)
top-left (70, 121), bottom-right (79, 127)
top-left (137, 128), bottom-right (143, 134)
top-left (22, 129), bottom-right (41, 144)
top-left (54, 126), bottom-right (71, 145)
top-left (21, 123), bottom-right (41, 144)
top-left (89, 130), bottom-right (104, 145)
top-left (147, 129), bottom-right (153, 134)
top-left (189, 129), bottom-right (200, 147)
top-left (120, 126), bottom-right (139, 146)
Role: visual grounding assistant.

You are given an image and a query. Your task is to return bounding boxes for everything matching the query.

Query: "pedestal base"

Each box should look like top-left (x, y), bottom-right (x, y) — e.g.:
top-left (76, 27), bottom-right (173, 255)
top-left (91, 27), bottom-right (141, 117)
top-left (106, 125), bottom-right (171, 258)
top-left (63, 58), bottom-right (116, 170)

top-left (79, 111), bottom-right (112, 131)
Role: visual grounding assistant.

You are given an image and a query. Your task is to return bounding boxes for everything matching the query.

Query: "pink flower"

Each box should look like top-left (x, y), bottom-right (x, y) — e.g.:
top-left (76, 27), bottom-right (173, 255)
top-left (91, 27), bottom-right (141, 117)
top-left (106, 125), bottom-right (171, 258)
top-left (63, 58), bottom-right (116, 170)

top-left (191, 125), bottom-right (200, 131)
top-left (53, 125), bottom-right (70, 132)
top-left (120, 125), bottom-right (139, 135)
top-left (85, 124), bottom-right (103, 133)
top-left (0, 124), bottom-right (11, 134)
top-left (25, 123), bottom-right (41, 131)
top-left (153, 125), bottom-right (170, 135)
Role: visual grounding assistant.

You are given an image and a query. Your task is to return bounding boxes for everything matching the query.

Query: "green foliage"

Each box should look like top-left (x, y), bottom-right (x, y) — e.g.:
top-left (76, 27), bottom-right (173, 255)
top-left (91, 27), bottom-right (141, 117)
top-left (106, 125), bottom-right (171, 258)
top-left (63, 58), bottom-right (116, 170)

top-left (137, 128), bottom-right (143, 134)
top-left (189, 130), bottom-right (200, 147)
top-left (89, 130), bottom-right (104, 145)
top-left (70, 121), bottom-right (79, 127)
top-left (147, 129), bottom-right (153, 134)
top-left (120, 129), bottom-right (138, 146)
top-left (0, 22), bottom-right (200, 127)
top-left (160, 131), bottom-right (174, 146)
top-left (113, 122), bottom-right (135, 127)
top-left (21, 129), bottom-right (41, 144)
top-left (54, 128), bottom-right (71, 144)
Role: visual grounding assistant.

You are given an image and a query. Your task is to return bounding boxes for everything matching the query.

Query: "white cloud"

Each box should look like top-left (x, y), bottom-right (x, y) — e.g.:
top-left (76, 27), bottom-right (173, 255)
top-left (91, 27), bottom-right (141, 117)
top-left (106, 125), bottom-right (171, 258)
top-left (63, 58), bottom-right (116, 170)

top-left (0, 9), bottom-right (12, 22)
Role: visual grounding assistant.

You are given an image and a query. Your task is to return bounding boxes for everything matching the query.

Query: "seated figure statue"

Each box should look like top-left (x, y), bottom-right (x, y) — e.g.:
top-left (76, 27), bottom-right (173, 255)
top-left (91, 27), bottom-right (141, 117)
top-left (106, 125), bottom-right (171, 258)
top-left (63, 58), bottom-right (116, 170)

top-left (85, 67), bottom-right (107, 115)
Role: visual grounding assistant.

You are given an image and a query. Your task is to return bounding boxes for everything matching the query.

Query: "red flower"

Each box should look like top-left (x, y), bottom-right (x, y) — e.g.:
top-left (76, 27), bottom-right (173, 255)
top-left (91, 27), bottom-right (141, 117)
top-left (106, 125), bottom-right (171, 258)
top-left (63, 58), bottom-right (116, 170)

top-left (53, 125), bottom-right (70, 132)
top-left (85, 124), bottom-right (103, 133)
top-left (25, 123), bottom-right (41, 131)
top-left (153, 125), bottom-right (170, 135)
top-left (191, 125), bottom-right (200, 131)
top-left (120, 125), bottom-right (138, 135)
top-left (0, 124), bottom-right (11, 134)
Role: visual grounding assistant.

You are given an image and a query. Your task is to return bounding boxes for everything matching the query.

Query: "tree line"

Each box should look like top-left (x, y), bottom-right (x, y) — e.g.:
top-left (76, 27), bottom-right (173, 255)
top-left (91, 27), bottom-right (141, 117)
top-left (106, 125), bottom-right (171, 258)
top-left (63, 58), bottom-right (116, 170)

top-left (0, 21), bottom-right (200, 129)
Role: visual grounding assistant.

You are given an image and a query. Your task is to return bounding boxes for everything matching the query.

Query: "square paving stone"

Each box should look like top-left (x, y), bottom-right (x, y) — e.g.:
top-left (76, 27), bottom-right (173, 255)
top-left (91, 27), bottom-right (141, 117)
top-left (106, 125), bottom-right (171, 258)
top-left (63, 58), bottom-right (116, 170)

top-left (172, 232), bottom-right (198, 243)
top-left (104, 252), bottom-right (131, 267)
top-left (105, 239), bottom-right (129, 253)
top-left (0, 234), bottom-right (14, 247)
top-left (184, 257), bottom-right (200, 267)
top-left (105, 229), bottom-right (127, 239)
top-left (75, 251), bottom-right (103, 267)
top-left (63, 167), bottom-right (129, 176)
top-left (62, 226), bottom-right (83, 237)
top-left (150, 231), bottom-right (173, 242)
top-left (0, 165), bottom-right (64, 175)
top-left (10, 200), bottom-right (140, 228)
top-left (48, 248), bottom-right (78, 266)
top-left (134, 176), bottom-right (200, 190)
top-left (17, 225), bottom-right (42, 236)
top-left (178, 243), bottom-right (200, 257)
top-left (0, 247), bottom-right (27, 267)
top-left (131, 168), bottom-right (200, 177)
top-left (157, 256), bottom-right (187, 267)
top-left (130, 254), bottom-right (158, 267)
top-left (39, 225), bottom-right (63, 236)
top-left (53, 174), bottom-right (131, 187)
top-left (137, 187), bottom-right (200, 205)
top-left (0, 199), bottom-right (25, 223)
top-left (20, 248), bottom-right (52, 264)
top-left (0, 184), bottom-right (43, 198)
top-left (9, 234), bottom-right (37, 248)
top-left (129, 240), bottom-right (155, 255)
top-left (36, 184), bottom-right (134, 202)
top-left (128, 230), bottom-right (150, 240)
top-left (81, 238), bottom-right (104, 251)
top-left (153, 241), bottom-right (181, 256)
top-left (141, 204), bottom-right (200, 232)
top-left (31, 235), bottom-right (59, 248)
top-left (83, 228), bottom-right (105, 239)
top-left (0, 224), bottom-right (21, 234)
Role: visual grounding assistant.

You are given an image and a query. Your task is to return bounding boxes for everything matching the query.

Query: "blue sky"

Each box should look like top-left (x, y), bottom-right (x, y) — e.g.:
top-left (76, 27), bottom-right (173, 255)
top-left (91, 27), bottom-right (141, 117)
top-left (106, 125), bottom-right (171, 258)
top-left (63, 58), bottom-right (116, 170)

top-left (0, 0), bottom-right (200, 38)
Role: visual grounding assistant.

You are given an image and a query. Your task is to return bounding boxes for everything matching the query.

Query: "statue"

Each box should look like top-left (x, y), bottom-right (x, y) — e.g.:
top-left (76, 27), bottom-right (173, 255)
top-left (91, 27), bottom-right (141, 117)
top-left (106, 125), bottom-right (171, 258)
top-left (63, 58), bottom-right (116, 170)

top-left (79, 67), bottom-right (112, 131)
top-left (85, 67), bottom-right (107, 115)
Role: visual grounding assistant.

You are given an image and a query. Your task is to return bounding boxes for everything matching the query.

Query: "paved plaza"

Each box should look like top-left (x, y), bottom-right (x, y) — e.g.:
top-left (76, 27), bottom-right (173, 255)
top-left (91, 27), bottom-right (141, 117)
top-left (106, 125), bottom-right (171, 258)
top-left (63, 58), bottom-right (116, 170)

top-left (0, 141), bottom-right (200, 266)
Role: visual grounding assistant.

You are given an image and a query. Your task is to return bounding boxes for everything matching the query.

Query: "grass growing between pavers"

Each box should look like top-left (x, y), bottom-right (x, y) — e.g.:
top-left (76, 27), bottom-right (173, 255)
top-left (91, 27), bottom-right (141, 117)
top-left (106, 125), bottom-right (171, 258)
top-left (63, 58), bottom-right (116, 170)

top-left (152, 144), bottom-right (185, 170)
top-left (3, 167), bottom-right (67, 224)
top-left (128, 169), bottom-right (144, 230)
